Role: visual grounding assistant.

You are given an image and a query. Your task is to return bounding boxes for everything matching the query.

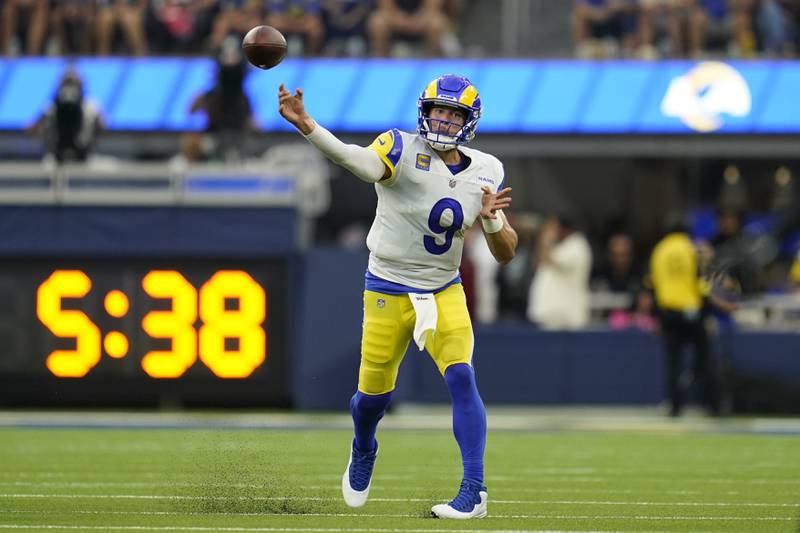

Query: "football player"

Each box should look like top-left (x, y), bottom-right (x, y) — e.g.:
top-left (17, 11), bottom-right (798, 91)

top-left (278, 74), bottom-right (517, 519)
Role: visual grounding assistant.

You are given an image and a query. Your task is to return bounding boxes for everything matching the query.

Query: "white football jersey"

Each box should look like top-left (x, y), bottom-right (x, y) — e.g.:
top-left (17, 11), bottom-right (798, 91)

top-left (365, 129), bottom-right (505, 290)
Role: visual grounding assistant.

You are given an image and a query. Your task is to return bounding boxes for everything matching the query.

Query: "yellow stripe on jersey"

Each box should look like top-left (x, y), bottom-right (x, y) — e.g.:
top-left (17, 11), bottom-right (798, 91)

top-left (458, 85), bottom-right (478, 107)
top-left (367, 129), bottom-right (401, 181)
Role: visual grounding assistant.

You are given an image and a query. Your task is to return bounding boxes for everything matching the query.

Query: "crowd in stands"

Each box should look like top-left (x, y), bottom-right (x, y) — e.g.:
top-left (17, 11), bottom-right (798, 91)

top-left (0, 0), bottom-right (463, 58)
top-left (3, 0), bottom-right (799, 59)
top-left (572, 0), bottom-right (800, 59)
top-left (456, 163), bottom-right (800, 331)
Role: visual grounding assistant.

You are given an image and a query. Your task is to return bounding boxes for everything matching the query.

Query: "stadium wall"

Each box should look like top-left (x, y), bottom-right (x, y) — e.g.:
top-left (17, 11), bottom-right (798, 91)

top-left (299, 248), bottom-right (800, 413)
top-left (0, 207), bottom-right (799, 410)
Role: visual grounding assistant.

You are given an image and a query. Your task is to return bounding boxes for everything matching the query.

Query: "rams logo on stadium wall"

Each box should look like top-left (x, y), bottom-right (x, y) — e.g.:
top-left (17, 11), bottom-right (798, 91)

top-left (416, 153), bottom-right (431, 171)
top-left (660, 62), bottom-right (752, 133)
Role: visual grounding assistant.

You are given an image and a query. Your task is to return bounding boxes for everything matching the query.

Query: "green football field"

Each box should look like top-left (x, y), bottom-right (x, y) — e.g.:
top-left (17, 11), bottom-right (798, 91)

top-left (1, 409), bottom-right (799, 533)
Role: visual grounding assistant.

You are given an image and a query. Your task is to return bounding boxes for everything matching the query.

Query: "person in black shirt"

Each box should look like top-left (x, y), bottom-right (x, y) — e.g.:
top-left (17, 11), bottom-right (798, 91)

top-left (27, 69), bottom-right (104, 164)
top-left (189, 38), bottom-right (255, 162)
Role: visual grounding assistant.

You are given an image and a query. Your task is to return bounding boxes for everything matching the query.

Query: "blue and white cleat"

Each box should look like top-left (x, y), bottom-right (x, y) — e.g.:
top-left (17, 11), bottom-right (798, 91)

top-left (431, 479), bottom-right (488, 519)
top-left (341, 440), bottom-right (378, 507)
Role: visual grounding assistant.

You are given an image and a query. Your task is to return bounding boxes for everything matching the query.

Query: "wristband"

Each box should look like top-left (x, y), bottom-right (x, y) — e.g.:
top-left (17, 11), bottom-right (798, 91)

top-left (481, 215), bottom-right (503, 234)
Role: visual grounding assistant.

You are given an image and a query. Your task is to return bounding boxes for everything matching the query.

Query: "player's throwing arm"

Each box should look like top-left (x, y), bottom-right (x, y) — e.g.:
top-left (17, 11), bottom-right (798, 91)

top-left (278, 84), bottom-right (388, 183)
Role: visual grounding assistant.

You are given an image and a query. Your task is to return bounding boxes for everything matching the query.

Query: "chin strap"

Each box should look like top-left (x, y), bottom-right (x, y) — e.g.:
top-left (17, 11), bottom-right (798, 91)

top-left (422, 118), bottom-right (465, 151)
top-left (423, 132), bottom-right (460, 151)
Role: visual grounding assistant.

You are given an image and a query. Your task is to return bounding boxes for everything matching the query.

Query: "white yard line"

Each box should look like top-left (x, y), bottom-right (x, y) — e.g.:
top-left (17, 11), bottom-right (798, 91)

top-left (0, 482), bottom-right (652, 495)
top-left (0, 526), bottom-right (580, 533)
top-left (0, 517), bottom-right (791, 533)
top-left (4, 471), bottom-right (800, 485)
top-left (0, 509), bottom-right (793, 522)
top-left (0, 493), bottom-right (797, 507)
top-left (0, 482), bottom-right (762, 498)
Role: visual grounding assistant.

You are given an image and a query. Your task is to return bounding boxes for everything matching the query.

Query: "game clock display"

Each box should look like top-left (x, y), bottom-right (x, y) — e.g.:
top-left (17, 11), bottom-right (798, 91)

top-left (0, 260), bottom-right (290, 406)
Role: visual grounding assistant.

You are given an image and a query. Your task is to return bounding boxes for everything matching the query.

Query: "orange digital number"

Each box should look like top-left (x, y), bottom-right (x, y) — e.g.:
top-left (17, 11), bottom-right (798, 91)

top-left (198, 271), bottom-right (266, 378)
top-left (140, 271), bottom-right (198, 378)
top-left (36, 270), bottom-right (101, 378)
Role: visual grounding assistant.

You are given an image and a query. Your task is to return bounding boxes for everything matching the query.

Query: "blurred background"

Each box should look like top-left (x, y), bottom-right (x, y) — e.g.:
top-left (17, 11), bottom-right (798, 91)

top-left (1, 0), bottom-right (799, 415)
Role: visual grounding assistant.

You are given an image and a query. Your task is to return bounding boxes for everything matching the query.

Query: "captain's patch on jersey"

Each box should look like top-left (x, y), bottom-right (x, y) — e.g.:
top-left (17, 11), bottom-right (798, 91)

top-left (415, 153), bottom-right (431, 171)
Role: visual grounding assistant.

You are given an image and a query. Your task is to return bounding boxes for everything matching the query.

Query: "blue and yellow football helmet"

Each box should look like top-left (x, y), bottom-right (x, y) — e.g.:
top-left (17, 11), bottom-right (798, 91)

top-left (417, 74), bottom-right (482, 151)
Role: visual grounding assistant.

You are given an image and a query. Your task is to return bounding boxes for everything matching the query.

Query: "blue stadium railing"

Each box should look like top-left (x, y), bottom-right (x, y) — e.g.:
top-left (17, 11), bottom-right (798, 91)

top-left (1, 58), bottom-right (799, 134)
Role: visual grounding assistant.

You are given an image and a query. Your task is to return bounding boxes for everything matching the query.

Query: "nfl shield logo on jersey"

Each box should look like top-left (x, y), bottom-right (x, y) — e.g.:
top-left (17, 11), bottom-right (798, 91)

top-left (377, 298), bottom-right (385, 308)
top-left (449, 179), bottom-right (457, 188)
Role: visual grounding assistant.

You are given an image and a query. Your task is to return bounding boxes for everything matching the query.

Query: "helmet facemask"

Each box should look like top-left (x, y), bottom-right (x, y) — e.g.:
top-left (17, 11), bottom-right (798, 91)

top-left (419, 103), bottom-right (476, 151)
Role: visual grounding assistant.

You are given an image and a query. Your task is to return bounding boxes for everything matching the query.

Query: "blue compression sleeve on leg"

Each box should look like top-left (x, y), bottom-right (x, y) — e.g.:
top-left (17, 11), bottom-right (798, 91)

top-left (444, 363), bottom-right (486, 484)
top-left (350, 390), bottom-right (393, 453)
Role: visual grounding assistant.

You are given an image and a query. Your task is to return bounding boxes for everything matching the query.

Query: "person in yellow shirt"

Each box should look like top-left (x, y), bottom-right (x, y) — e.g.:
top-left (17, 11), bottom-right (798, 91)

top-left (790, 251), bottom-right (800, 292)
top-left (649, 216), bottom-right (735, 417)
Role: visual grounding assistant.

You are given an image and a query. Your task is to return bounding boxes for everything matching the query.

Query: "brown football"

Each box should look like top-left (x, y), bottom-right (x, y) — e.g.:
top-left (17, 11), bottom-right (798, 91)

top-left (242, 26), bottom-right (287, 70)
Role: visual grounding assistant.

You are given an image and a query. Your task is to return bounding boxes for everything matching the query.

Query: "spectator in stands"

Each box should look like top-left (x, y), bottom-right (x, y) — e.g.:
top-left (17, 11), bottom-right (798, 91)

top-left (465, 220), bottom-right (505, 324)
top-left (762, 0), bottom-right (799, 56)
top-left (592, 232), bottom-right (642, 294)
top-left (146, 0), bottom-right (218, 53)
top-left (460, 227), bottom-right (478, 320)
top-left (2, 0), bottom-right (48, 55)
top-left (669, 0), bottom-right (757, 58)
top-left (649, 213), bottom-right (737, 417)
top-left (209, 0), bottom-right (264, 50)
top-left (440, 0), bottom-right (464, 56)
top-left (638, 0), bottom-right (685, 58)
top-left (27, 68), bottom-right (104, 163)
top-left (608, 288), bottom-right (659, 332)
top-left (496, 212), bottom-right (537, 321)
top-left (321, 0), bottom-right (372, 56)
top-left (188, 37), bottom-right (255, 162)
top-left (526, 214), bottom-right (593, 330)
top-left (790, 249), bottom-right (800, 291)
top-left (367, 0), bottom-right (451, 57)
top-left (51, 0), bottom-right (93, 55)
top-left (96, 0), bottom-right (148, 56)
top-left (266, 0), bottom-right (325, 56)
top-left (710, 207), bottom-right (743, 249)
top-left (570, 0), bottom-right (639, 59)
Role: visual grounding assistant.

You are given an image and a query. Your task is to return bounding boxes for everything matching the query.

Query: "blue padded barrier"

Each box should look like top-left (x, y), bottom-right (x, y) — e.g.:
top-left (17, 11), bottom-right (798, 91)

top-left (296, 248), bottom-right (800, 410)
top-left (2, 58), bottom-right (800, 134)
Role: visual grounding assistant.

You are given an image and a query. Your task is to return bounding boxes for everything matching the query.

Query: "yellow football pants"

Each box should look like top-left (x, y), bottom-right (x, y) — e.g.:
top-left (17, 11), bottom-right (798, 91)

top-left (358, 283), bottom-right (474, 395)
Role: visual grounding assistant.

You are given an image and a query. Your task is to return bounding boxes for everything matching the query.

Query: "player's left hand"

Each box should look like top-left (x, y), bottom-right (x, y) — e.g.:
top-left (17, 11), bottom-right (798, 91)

top-left (480, 186), bottom-right (512, 219)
